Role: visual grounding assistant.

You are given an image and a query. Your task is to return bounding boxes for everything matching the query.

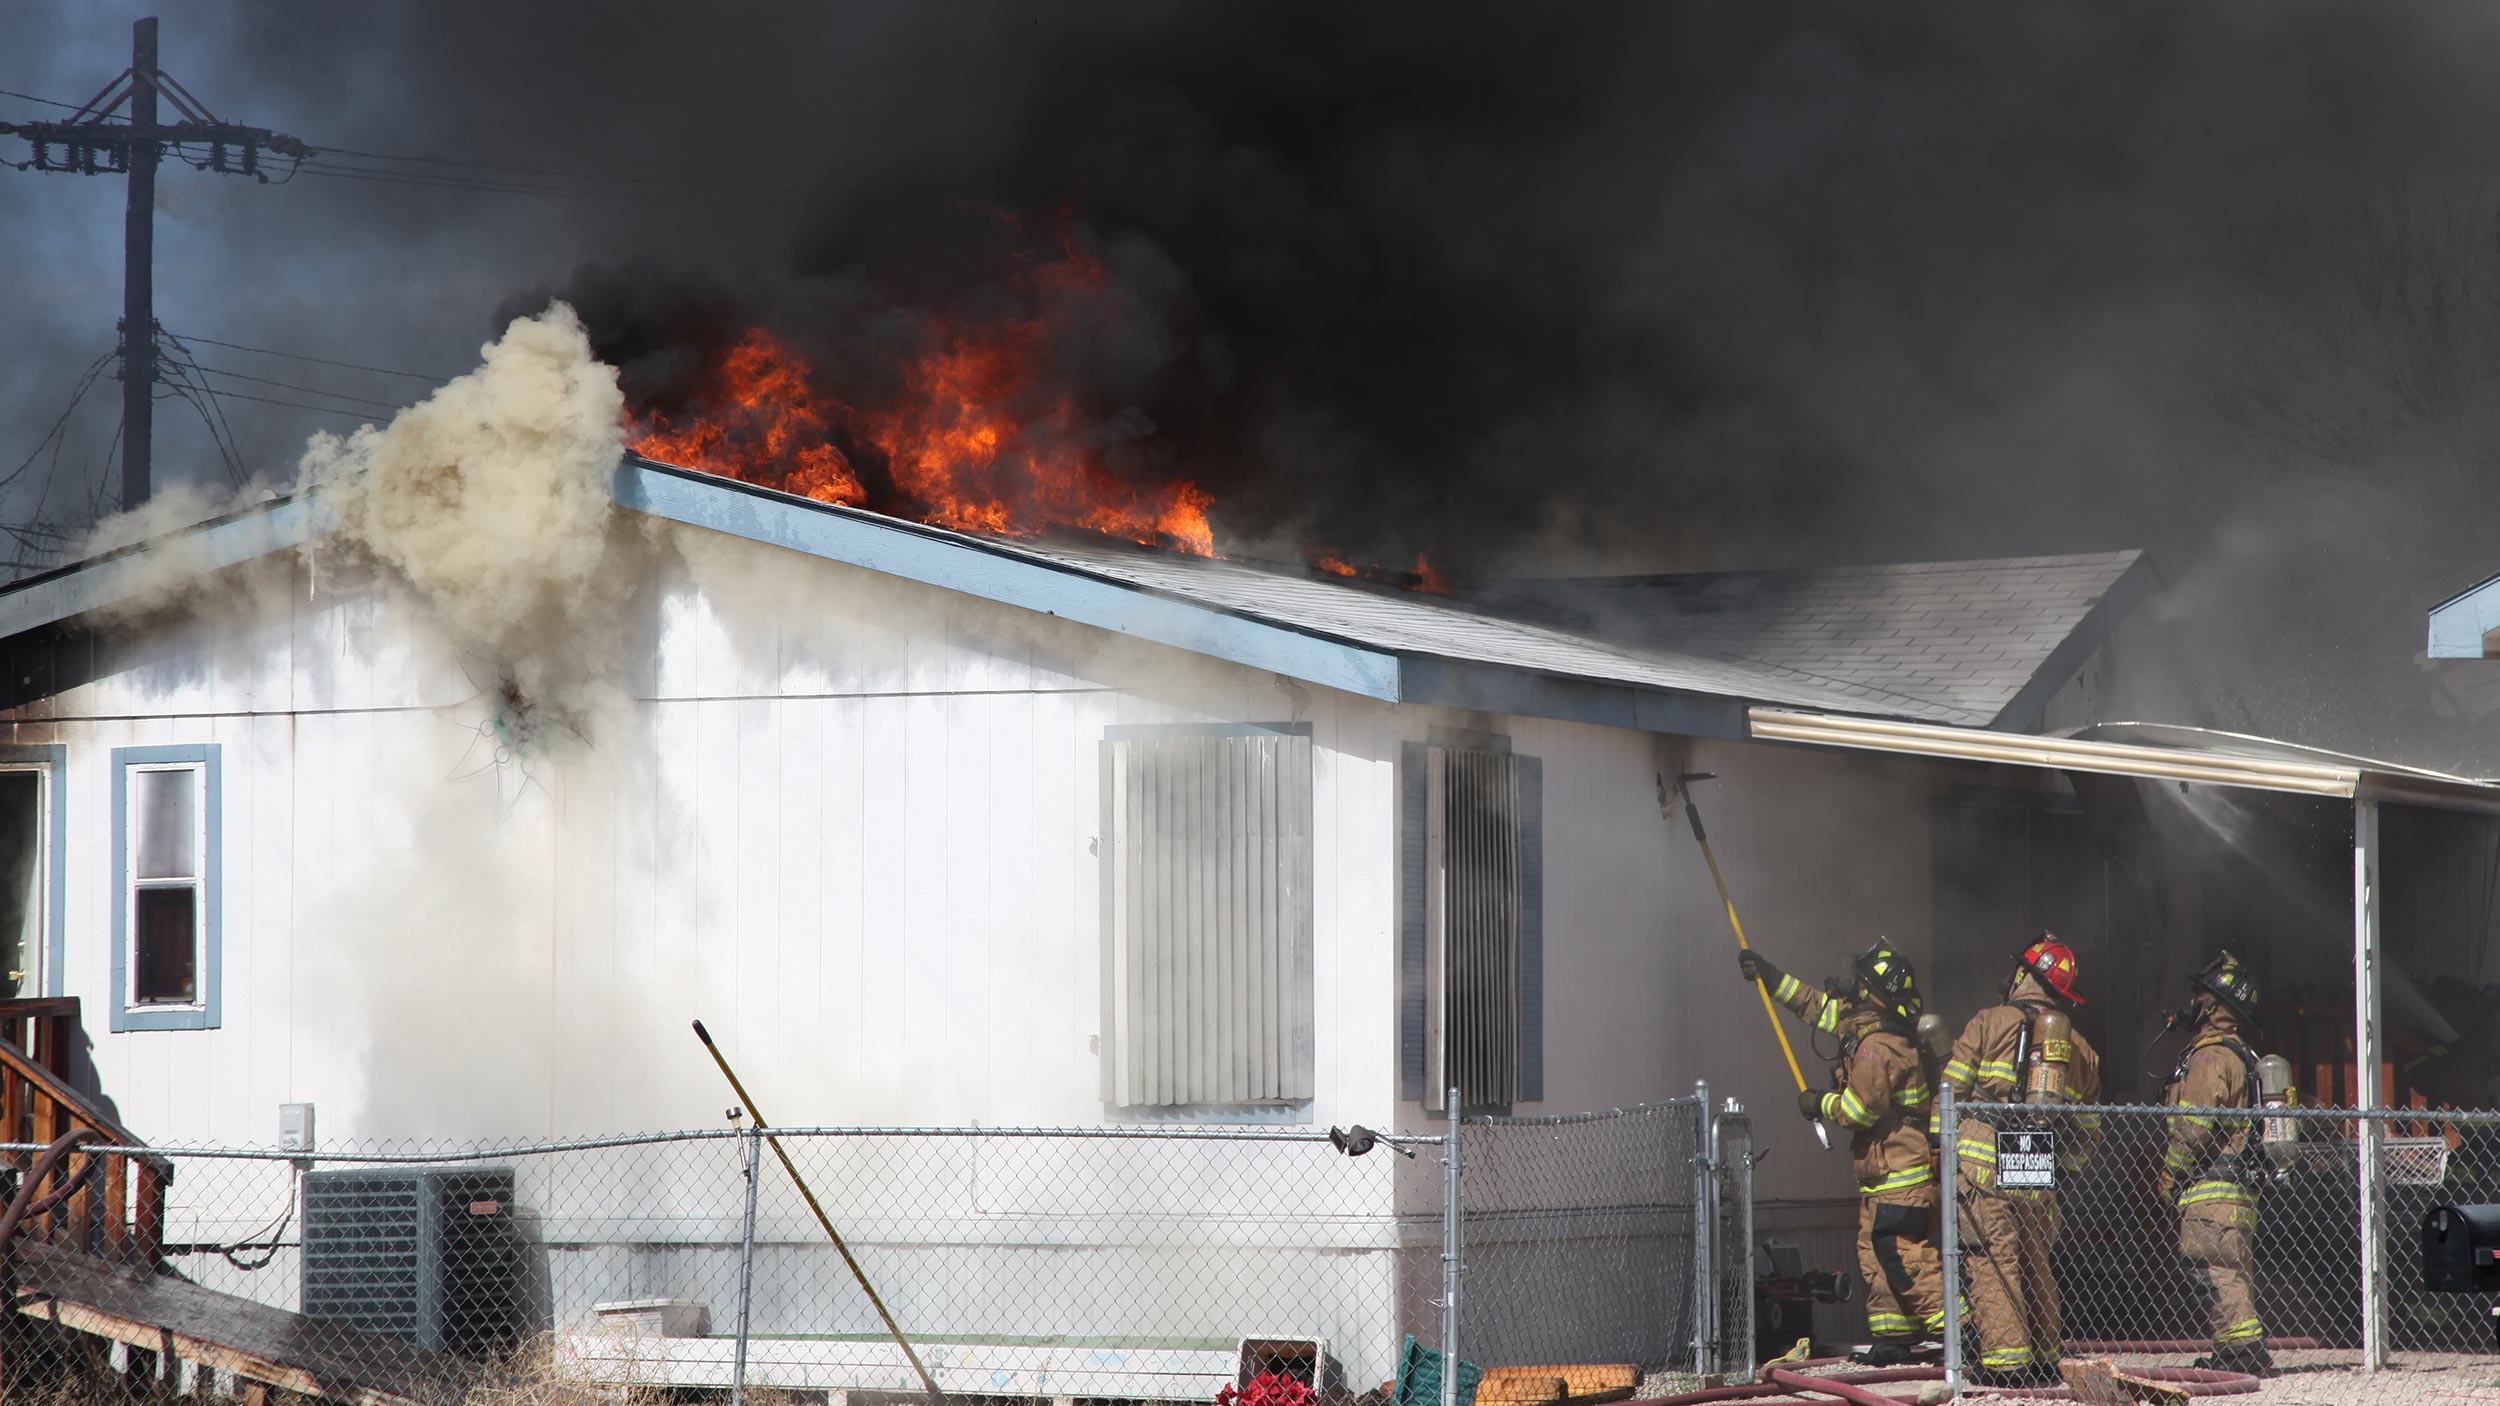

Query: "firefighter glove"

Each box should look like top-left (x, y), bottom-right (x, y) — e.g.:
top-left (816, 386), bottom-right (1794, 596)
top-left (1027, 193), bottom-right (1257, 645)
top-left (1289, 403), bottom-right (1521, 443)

top-left (1739, 951), bottom-right (1781, 987)
top-left (2154, 1169), bottom-right (2174, 1204)
top-left (1796, 1089), bottom-right (1824, 1122)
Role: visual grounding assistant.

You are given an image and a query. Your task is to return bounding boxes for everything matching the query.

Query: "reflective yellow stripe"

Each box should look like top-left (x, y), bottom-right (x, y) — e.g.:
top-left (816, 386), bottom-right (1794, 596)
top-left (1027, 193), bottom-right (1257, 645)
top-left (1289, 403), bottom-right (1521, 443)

top-left (1976, 1061), bottom-right (2017, 1081)
top-left (1864, 1163), bottom-right (1933, 1193)
top-left (1815, 1002), bottom-right (1840, 1034)
top-left (1956, 1140), bottom-right (1997, 1165)
top-left (1868, 1313), bottom-right (1916, 1333)
top-left (2216, 1318), bottom-right (2265, 1344)
top-left (2180, 1180), bottom-right (2255, 1208)
top-left (1817, 1093), bottom-right (1842, 1123)
top-left (1835, 1087), bottom-right (1877, 1128)
top-left (2070, 1112), bottom-right (2102, 1128)
top-left (1775, 973), bottom-right (1801, 1002)
top-left (1943, 1059), bottom-right (1975, 1084)
top-left (1898, 1083), bottom-right (1931, 1104)
top-left (2172, 1112), bottom-right (2216, 1128)
top-left (1981, 1348), bottom-right (2035, 1368)
top-left (2164, 1148), bottom-right (2199, 1173)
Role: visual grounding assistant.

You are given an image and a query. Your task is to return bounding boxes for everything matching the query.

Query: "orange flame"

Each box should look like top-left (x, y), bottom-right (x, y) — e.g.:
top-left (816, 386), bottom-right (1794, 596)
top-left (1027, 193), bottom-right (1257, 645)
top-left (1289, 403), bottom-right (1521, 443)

top-left (626, 245), bottom-right (1214, 555)
top-left (1413, 552), bottom-right (1452, 596)
top-left (1315, 554), bottom-right (1356, 578)
top-left (632, 330), bottom-right (866, 507)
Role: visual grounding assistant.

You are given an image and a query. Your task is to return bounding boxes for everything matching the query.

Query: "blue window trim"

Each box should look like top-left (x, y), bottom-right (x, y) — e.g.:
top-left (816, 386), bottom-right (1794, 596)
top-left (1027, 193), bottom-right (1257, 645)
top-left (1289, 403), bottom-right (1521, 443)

top-left (110, 744), bottom-right (221, 1032)
top-left (0, 745), bottom-right (67, 999)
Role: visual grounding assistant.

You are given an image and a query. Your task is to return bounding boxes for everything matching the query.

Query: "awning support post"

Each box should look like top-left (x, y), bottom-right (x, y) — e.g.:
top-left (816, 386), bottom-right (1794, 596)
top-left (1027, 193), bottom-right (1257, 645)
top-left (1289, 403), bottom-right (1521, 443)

top-left (2355, 797), bottom-right (2386, 1372)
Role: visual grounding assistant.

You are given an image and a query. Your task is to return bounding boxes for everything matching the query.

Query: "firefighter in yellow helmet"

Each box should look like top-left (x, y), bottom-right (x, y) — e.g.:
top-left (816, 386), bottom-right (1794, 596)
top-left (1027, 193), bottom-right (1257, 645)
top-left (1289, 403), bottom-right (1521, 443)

top-left (2158, 952), bottom-right (2278, 1379)
top-left (1931, 935), bottom-right (2103, 1388)
top-left (1738, 941), bottom-right (1946, 1365)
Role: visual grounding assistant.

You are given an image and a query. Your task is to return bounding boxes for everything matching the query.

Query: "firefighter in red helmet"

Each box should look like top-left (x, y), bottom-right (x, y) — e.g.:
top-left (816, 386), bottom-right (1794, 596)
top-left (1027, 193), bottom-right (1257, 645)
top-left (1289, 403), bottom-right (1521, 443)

top-left (1930, 935), bottom-right (2104, 1387)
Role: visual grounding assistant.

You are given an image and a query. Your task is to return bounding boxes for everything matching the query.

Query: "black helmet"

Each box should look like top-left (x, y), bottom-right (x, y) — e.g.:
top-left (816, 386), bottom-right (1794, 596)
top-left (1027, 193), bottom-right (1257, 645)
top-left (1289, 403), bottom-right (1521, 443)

top-left (1853, 940), bottom-right (1923, 1028)
top-left (2195, 950), bottom-right (2260, 1021)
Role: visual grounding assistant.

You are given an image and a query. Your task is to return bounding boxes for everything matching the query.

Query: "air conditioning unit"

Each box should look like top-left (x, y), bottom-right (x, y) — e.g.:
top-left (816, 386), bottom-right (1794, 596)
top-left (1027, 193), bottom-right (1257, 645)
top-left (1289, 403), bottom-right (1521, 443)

top-left (301, 1168), bottom-right (529, 1356)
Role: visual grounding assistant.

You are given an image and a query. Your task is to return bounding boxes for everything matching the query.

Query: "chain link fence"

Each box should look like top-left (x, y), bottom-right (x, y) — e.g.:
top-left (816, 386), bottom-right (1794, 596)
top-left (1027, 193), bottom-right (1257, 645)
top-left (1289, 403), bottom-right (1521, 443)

top-left (0, 1104), bottom-right (1760, 1405)
top-left (1940, 1094), bottom-right (2500, 1403)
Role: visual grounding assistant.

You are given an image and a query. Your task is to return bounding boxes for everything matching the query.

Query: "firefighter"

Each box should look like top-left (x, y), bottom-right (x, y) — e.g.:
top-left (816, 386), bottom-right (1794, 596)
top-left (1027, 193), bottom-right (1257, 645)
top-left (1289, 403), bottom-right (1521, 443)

top-left (1737, 941), bottom-right (1946, 1365)
top-left (2158, 952), bottom-right (2277, 1379)
top-left (1931, 935), bottom-right (2103, 1388)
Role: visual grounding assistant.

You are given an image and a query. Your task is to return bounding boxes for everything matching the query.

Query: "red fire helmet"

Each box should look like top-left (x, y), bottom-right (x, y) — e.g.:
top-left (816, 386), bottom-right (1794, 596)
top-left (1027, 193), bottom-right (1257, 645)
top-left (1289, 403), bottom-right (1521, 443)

top-left (2020, 934), bottom-right (2085, 1006)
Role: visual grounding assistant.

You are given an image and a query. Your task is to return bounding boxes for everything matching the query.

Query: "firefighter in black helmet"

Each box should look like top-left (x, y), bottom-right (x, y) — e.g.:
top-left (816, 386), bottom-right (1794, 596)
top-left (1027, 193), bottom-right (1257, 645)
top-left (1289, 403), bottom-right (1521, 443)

top-left (2159, 951), bottom-right (2277, 1379)
top-left (1739, 939), bottom-right (1947, 1364)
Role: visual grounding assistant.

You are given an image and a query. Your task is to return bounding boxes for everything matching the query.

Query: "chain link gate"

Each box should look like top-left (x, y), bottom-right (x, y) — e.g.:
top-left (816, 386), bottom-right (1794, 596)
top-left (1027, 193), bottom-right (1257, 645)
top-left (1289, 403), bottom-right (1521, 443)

top-left (1938, 1091), bottom-right (2500, 1403)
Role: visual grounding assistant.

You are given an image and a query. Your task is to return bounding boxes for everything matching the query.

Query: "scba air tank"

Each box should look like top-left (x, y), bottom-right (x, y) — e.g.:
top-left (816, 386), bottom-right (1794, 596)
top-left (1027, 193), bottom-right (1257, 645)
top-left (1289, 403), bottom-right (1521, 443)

top-left (2024, 1010), bottom-right (2072, 1106)
top-left (2259, 1053), bottom-right (2299, 1169)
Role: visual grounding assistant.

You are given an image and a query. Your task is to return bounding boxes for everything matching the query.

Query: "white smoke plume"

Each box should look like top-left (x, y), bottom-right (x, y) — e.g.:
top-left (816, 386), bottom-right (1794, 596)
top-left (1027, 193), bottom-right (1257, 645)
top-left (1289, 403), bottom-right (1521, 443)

top-left (304, 302), bottom-right (644, 733)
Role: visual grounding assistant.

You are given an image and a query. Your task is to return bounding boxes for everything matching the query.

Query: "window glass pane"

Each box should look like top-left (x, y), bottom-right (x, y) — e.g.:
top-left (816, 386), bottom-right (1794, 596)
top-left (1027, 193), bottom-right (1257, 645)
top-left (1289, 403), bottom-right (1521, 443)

top-left (133, 768), bottom-right (198, 881)
top-left (133, 885), bottom-right (198, 1005)
top-left (0, 771), bottom-right (37, 999)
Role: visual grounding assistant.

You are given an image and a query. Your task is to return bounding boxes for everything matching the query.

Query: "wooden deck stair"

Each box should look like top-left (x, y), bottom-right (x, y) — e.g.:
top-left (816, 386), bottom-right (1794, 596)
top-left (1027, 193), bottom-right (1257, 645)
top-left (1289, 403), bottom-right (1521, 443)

top-left (0, 1000), bottom-right (486, 1405)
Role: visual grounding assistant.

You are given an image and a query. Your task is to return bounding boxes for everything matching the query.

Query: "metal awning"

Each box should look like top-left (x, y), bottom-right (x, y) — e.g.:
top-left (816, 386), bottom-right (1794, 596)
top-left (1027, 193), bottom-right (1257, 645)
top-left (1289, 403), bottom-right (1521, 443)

top-left (1748, 702), bottom-right (2484, 1367)
top-left (1747, 708), bottom-right (2500, 814)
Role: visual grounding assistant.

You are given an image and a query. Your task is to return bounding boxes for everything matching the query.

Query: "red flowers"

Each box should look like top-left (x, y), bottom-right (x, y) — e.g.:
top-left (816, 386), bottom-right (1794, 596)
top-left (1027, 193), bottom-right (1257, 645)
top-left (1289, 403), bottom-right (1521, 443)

top-left (1221, 1373), bottom-right (1321, 1406)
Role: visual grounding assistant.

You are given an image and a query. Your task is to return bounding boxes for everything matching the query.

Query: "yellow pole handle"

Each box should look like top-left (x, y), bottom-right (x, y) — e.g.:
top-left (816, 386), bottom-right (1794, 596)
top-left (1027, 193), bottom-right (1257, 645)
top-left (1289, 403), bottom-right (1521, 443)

top-left (1692, 838), bottom-right (1812, 1094)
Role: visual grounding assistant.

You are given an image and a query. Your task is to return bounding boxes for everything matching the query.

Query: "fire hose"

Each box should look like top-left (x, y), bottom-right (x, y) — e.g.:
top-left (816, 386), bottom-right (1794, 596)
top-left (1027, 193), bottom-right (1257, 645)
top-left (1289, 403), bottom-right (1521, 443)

top-left (1616, 1360), bottom-right (2261, 1405)
top-left (0, 1127), bottom-right (107, 1270)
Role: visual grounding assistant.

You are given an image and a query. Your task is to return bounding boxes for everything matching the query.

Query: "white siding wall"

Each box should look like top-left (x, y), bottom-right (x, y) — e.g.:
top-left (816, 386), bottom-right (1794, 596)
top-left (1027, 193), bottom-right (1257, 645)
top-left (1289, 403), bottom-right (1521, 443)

top-left (3, 532), bottom-right (1402, 1146)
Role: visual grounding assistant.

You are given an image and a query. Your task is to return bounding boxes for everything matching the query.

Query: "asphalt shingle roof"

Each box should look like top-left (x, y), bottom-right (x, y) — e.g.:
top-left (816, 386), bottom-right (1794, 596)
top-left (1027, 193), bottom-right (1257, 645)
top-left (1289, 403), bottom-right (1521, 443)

top-left (1476, 551), bottom-right (2148, 728)
top-left (1013, 539), bottom-right (2130, 725)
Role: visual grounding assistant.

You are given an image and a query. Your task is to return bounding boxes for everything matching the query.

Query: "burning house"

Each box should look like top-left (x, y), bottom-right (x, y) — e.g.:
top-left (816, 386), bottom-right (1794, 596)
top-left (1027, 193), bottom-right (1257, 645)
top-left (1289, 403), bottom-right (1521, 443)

top-left (0, 305), bottom-right (2491, 1390)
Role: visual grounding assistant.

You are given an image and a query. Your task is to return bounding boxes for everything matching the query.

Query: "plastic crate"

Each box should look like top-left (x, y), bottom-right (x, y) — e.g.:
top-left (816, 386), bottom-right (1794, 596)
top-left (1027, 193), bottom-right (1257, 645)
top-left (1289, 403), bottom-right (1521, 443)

top-left (1395, 1335), bottom-right (1483, 1406)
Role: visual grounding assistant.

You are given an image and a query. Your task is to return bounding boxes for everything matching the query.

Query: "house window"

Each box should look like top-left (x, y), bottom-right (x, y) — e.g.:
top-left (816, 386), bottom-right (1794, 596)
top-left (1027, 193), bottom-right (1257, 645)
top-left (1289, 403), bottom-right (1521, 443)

top-left (1100, 725), bottom-right (1314, 1109)
top-left (1401, 737), bottom-right (1543, 1111)
top-left (0, 746), bottom-right (64, 1000)
top-left (112, 745), bottom-right (221, 1032)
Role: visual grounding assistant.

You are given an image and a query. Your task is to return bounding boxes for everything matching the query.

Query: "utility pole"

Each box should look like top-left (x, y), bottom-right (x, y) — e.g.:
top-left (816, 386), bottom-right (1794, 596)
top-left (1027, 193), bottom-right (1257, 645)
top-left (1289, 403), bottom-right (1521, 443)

top-left (2, 16), bottom-right (312, 510)
top-left (124, 18), bottom-right (158, 516)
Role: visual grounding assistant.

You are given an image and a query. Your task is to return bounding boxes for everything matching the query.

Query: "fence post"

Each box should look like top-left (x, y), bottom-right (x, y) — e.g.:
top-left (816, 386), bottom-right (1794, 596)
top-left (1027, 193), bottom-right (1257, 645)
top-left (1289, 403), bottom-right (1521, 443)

top-left (1692, 1079), bottom-right (1717, 1379)
top-left (1938, 1084), bottom-right (1960, 1396)
top-left (1721, 1099), bottom-right (1755, 1386)
top-left (1442, 1086), bottom-right (1462, 1406)
top-left (733, 1122), bottom-right (762, 1406)
top-left (2354, 797), bottom-right (2387, 1372)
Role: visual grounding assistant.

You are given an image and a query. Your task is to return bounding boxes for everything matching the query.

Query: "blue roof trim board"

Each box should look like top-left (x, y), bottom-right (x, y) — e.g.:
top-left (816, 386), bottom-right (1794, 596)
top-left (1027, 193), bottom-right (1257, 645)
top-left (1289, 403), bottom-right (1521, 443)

top-left (615, 460), bottom-right (1407, 703)
top-left (0, 491), bottom-right (336, 643)
top-left (2429, 570), bottom-right (2500, 659)
top-left (0, 456), bottom-right (2139, 737)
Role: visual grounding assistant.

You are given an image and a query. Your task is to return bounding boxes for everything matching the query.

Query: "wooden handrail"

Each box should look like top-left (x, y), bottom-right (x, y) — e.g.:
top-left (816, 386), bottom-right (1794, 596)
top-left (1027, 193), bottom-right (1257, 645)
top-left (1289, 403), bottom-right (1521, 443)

top-left (0, 1011), bottom-right (169, 1270)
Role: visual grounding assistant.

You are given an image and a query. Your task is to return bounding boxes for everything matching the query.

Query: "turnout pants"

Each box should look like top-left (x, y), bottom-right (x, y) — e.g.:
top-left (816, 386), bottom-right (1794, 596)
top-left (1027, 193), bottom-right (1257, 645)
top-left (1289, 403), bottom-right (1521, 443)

top-left (1958, 1180), bottom-right (2061, 1374)
top-left (1859, 1183), bottom-right (1948, 1342)
top-left (2179, 1190), bottom-right (2263, 1351)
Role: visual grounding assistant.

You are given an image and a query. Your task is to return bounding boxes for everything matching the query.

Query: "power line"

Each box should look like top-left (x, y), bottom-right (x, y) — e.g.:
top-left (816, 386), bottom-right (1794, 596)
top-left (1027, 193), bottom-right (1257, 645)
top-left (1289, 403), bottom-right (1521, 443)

top-left (158, 329), bottom-right (451, 383)
top-left (183, 362), bottom-right (407, 412)
top-left (0, 87), bottom-right (79, 112)
top-left (0, 350), bottom-right (114, 498)
top-left (173, 385), bottom-right (375, 421)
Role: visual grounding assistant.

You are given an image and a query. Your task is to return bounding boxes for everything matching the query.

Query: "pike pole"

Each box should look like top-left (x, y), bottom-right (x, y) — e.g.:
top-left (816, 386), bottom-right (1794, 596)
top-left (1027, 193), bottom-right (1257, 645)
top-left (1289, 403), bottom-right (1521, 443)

top-left (1671, 773), bottom-right (1829, 1151)
top-left (694, 1020), bottom-right (945, 1402)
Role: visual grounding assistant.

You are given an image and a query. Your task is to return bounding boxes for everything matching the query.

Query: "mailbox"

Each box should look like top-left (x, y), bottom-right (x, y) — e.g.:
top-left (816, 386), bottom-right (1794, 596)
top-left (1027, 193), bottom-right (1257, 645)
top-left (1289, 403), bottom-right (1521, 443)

top-left (2421, 1204), bottom-right (2500, 1293)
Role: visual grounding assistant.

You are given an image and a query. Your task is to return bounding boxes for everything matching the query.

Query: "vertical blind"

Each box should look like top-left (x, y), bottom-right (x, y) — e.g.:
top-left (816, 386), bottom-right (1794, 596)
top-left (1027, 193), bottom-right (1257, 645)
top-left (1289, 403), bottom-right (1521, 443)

top-left (1103, 729), bottom-right (1315, 1107)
